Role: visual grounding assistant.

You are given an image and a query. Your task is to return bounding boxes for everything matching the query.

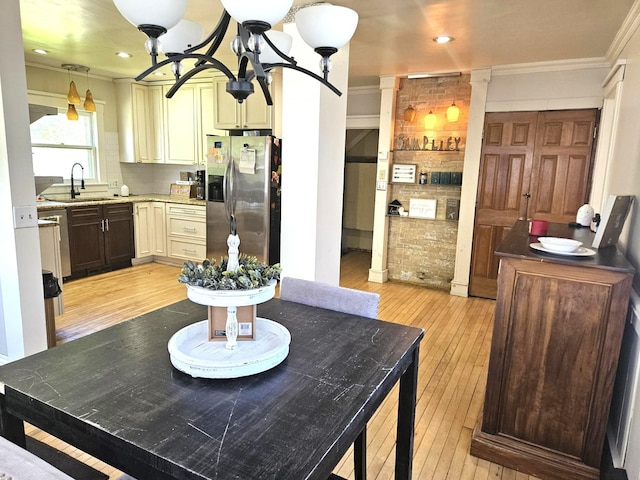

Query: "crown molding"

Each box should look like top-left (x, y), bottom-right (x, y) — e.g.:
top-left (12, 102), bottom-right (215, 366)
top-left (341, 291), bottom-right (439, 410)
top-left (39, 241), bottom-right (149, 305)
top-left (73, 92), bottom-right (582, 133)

top-left (607, 0), bottom-right (640, 62)
top-left (491, 58), bottom-right (610, 77)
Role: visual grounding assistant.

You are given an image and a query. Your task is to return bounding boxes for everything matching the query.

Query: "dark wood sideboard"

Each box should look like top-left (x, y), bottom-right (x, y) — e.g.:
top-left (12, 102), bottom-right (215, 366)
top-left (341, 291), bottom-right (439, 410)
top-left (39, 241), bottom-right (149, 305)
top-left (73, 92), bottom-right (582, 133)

top-left (470, 220), bottom-right (635, 480)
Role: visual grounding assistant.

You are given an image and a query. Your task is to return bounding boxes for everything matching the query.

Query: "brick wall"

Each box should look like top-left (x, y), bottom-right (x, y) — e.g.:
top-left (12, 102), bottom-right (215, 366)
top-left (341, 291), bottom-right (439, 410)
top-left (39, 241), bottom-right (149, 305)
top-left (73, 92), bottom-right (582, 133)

top-left (388, 75), bottom-right (470, 290)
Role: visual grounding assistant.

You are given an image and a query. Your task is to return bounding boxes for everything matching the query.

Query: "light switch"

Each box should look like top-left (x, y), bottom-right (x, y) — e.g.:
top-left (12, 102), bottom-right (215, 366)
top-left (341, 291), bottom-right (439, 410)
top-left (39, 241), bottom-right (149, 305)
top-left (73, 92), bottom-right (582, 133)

top-left (13, 205), bottom-right (38, 229)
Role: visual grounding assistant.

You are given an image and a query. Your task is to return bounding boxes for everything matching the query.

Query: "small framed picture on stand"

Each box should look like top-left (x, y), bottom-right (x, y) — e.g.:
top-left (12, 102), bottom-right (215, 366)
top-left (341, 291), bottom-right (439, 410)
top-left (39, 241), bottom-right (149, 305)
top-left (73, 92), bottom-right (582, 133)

top-left (591, 195), bottom-right (633, 249)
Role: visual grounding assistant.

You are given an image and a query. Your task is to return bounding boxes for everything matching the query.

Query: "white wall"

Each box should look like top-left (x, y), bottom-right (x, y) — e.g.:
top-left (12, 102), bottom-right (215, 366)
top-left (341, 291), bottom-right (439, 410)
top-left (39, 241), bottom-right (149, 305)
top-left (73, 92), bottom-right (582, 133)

top-left (606, 3), bottom-right (640, 475)
top-left (608, 28), bottom-right (640, 284)
top-left (486, 60), bottom-right (610, 111)
top-left (0, 0), bottom-right (47, 361)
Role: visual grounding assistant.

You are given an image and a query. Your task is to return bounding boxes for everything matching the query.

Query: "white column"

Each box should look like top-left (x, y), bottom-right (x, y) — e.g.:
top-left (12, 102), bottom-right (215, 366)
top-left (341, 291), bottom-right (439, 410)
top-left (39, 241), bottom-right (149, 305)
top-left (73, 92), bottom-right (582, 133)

top-left (0, 0), bottom-right (47, 360)
top-left (368, 76), bottom-right (398, 283)
top-left (590, 62), bottom-right (625, 213)
top-left (280, 21), bottom-right (350, 285)
top-left (450, 68), bottom-right (491, 297)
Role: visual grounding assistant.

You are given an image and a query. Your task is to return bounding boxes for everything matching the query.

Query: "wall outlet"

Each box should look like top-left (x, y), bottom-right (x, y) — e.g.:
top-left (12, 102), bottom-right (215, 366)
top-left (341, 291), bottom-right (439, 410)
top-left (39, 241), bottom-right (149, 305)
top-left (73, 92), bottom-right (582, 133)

top-left (13, 206), bottom-right (38, 229)
top-left (108, 180), bottom-right (118, 188)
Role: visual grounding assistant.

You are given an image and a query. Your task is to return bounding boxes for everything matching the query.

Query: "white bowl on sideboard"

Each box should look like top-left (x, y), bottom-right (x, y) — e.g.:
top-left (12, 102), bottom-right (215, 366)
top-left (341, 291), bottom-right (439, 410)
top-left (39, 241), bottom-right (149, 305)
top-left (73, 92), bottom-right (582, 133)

top-left (537, 237), bottom-right (582, 253)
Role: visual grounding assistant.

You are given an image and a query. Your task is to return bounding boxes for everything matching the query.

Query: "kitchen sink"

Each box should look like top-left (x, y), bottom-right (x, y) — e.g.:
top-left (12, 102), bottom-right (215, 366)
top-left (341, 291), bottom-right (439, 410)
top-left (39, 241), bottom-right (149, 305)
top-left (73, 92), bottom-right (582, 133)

top-left (66, 197), bottom-right (118, 202)
top-left (43, 197), bottom-right (121, 203)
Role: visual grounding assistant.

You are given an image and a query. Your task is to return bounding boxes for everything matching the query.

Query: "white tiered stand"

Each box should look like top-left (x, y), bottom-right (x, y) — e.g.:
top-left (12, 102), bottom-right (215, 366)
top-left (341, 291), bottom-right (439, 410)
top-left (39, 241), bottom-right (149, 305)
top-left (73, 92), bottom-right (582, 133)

top-left (167, 232), bottom-right (290, 379)
top-left (168, 280), bottom-right (290, 379)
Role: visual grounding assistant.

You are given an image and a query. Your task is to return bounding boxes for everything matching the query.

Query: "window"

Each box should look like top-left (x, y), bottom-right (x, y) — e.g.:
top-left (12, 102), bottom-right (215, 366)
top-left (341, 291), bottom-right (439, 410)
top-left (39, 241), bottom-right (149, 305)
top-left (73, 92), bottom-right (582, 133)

top-left (30, 110), bottom-right (98, 180)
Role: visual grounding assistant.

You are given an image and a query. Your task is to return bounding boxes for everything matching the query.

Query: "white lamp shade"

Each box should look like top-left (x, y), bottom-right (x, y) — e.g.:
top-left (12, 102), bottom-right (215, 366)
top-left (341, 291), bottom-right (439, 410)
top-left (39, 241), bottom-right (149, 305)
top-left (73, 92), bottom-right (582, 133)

top-left (113, 0), bottom-right (187, 30)
top-left (160, 19), bottom-right (205, 54)
top-left (260, 31), bottom-right (293, 64)
top-left (220, 0), bottom-right (293, 27)
top-left (295, 4), bottom-right (358, 49)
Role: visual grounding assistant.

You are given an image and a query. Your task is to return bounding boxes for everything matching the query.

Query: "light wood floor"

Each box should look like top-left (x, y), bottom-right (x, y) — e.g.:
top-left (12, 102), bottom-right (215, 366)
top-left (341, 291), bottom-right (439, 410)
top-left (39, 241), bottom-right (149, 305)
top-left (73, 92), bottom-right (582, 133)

top-left (28, 252), bottom-right (542, 480)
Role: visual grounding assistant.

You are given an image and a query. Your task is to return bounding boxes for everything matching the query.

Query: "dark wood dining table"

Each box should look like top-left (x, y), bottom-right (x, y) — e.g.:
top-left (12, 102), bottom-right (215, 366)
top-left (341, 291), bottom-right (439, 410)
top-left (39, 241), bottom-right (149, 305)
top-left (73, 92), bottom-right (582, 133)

top-left (0, 297), bottom-right (423, 480)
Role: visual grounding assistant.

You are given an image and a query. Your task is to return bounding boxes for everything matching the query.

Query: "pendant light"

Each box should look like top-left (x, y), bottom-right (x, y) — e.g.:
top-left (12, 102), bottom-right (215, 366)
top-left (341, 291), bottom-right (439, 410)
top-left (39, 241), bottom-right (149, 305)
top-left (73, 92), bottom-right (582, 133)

top-left (446, 80), bottom-right (460, 122)
top-left (83, 69), bottom-right (96, 112)
top-left (404, 105), bottom-right (416, 122)
top-left (66, 67), bottom-right (81, 104)
top-left (66, 104), bottom-right (79, 121)
top-left (424, 110), bottom-right (437, 130)
top-left (446, 101), bottom-right (460, 122)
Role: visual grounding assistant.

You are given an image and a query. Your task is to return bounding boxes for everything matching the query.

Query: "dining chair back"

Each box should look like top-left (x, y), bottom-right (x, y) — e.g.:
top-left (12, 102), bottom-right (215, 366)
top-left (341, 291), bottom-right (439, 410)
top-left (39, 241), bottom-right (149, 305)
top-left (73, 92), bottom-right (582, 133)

top-left (279, 276), bottom-right (379, 480)
top-left (279, 277), bottom-right (379, 319)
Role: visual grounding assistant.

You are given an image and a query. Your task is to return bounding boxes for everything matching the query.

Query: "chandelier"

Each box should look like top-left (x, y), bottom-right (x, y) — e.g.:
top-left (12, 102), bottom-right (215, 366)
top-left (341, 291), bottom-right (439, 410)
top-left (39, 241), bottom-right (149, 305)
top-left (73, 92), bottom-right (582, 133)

top-left (113, 0), bottom-right (359, 105)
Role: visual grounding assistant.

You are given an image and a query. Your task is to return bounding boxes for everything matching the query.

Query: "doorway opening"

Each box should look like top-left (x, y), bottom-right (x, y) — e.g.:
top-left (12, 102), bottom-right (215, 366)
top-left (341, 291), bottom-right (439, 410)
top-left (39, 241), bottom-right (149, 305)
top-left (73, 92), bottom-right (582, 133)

top-left (342, 128), bottom-right (378, 270)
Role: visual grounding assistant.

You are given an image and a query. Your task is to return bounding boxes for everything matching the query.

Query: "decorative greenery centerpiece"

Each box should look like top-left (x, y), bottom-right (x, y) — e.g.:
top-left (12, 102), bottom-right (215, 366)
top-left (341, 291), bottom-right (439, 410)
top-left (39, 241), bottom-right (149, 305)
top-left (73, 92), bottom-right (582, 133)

top-left (179, 255), bottom-right (281, 290)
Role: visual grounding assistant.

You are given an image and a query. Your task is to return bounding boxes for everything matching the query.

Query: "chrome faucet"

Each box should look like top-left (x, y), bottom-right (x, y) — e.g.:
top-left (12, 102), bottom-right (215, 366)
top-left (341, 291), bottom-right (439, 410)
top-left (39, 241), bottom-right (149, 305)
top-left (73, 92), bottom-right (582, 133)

top-left (70, 163), bottom-right (85, 199)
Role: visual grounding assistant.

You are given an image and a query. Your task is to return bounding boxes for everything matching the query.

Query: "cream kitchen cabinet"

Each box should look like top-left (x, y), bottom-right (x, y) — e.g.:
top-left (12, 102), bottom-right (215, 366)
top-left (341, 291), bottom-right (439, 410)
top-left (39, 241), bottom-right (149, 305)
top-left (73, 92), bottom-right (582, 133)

top-left (115, 80), bottom-right (164, 164)
top-left (134, 202), bottom-right (167, 261)
top-left (163, 82), bottom-right (216, 166)
top-left (213, 77), bottom-right (272, 130)
top-left (166, 203), bottom-right (206, 262)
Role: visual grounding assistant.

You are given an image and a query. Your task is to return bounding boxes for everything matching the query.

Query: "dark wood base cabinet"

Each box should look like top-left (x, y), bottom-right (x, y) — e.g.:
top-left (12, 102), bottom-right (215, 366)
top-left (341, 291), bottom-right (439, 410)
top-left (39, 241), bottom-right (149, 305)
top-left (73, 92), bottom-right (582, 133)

top-left (68, 203), bottom-right (134, 278)
top-left (470, 221), bottom-right (634, 480)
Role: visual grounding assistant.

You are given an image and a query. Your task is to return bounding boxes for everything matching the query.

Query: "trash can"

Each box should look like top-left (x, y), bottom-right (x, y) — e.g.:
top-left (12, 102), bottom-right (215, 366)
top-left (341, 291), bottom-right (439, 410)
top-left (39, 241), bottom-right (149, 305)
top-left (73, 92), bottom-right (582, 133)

top-left (42, 270), bottom-right (62, 348)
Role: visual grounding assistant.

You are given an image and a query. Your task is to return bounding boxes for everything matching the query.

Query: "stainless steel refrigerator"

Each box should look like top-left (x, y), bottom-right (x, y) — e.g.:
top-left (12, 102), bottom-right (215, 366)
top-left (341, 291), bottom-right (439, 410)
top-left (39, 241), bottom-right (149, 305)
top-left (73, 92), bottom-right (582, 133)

top-left (206, 135), bottom-right (281, 265)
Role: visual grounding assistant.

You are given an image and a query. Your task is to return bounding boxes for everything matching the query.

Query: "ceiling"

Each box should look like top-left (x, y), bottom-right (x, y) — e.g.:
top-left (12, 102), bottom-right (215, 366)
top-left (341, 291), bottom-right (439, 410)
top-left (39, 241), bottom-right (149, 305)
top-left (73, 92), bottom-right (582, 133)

top-left (19, 0), bottom-right (636, 86)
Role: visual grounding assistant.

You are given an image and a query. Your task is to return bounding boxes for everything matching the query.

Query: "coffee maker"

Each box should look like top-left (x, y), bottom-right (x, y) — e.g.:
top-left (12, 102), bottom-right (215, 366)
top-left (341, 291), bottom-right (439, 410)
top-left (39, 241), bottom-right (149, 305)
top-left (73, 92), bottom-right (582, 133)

top-left (195, 170), bottom-right (205, 200)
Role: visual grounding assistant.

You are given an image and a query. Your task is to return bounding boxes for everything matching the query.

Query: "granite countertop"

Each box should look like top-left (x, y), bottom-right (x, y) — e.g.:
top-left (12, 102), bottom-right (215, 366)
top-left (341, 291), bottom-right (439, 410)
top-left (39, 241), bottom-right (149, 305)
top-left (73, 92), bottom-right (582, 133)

top-left (37, 194), bottom-right (206, 211)
top-left (496, 219), bottom-right (634, 274)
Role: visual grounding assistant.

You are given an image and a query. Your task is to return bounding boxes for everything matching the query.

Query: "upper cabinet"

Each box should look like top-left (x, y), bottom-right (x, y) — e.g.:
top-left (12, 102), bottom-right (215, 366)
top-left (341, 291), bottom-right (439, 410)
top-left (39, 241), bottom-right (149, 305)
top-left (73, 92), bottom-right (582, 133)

top-left (213, 77), bottom-right (272, 130)
top-left (116, 79), bottom-right (215, 166)
top-left (163, 84), bottom-right (197, 165)
top-left (115, 80), bottom-right (164, 164)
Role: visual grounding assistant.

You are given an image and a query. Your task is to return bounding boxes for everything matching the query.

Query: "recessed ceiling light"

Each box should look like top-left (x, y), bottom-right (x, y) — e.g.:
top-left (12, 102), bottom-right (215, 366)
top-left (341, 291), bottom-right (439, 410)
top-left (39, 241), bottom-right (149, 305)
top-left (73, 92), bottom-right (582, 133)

top-left (433, 36), bottom-right (454, 44)
top-left (33, 48), bottom-right (48, 55)
top-left (153, 72), bottom-right (166, 76)
top-left (116, 52), bottom-right (132, 58)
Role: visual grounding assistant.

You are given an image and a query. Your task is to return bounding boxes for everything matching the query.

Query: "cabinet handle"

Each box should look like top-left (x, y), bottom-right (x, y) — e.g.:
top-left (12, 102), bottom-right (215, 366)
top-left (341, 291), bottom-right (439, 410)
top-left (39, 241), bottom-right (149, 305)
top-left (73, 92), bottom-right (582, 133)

top-left (101, 219), bottom-right (105, 232)
top-left (105, 218), bottom-right (110, 231)
top-left (183, 248), bottom-right (197, 254)
top-left (183, 227), bottom-right (197, 232)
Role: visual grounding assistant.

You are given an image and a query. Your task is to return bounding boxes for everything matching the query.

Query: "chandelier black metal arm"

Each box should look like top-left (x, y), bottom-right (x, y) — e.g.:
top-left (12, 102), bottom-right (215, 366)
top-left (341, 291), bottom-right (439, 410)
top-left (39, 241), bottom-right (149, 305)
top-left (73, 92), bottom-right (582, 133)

top-left (134, 9), bottom-right (344, 106)
top-left (135, 53), bottom-right (236, 84)
top-left (188, 12), bottom-right (231, 67)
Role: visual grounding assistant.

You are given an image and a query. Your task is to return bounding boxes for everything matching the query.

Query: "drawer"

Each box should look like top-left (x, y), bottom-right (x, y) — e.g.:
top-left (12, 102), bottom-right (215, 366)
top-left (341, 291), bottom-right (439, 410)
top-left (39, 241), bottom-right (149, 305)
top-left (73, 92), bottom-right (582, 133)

top-left (167, 238), bottom-right (206, 261)
top-left (166, 204), bottom-right (205, 218)
top-left (166, 216), bottom-right (206, 239)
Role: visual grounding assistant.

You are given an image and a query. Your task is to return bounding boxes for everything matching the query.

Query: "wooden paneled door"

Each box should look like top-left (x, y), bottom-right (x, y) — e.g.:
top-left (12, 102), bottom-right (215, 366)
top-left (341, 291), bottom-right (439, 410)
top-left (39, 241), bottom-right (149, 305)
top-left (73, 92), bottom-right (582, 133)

top-left (469, 109), bottom-right (597, 299)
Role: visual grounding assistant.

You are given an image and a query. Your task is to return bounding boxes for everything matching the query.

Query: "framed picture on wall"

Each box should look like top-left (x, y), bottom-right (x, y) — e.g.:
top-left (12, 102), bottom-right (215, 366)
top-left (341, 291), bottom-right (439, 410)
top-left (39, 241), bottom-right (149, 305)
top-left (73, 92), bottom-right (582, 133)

top-left (392, 164), bottom-right (416, 183)
top-left (409, 198), bottom-right (437, 219)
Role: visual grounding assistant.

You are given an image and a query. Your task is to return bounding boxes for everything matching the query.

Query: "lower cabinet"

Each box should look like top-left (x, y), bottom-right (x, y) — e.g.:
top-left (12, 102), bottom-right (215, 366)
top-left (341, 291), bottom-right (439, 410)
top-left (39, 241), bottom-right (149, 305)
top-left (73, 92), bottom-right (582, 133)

top-left (68, 203), bottom-right (134, 277)
top-left (166, 203), bottom-right (206, 262)
top-left (134, 202), bottom-right (167, 259)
